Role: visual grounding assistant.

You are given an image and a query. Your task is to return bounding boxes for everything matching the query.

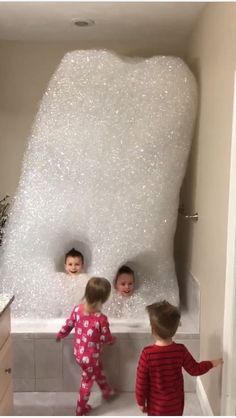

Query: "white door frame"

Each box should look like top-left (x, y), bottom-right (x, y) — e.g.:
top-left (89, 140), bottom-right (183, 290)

top-left (221, 71), bottom-right (236, 415)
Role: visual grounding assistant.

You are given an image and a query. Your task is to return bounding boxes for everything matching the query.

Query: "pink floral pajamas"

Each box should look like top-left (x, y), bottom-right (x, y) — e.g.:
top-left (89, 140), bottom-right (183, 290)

top-left (57, 304), bottom-right (114, 415)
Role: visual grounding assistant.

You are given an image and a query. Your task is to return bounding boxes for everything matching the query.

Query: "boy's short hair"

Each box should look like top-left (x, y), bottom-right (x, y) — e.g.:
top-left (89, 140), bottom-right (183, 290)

top-left (114, 265), bottom-right (135, 285)
top-left (146, 301), bottom-right (180, 339)
top-left (84, 277), bottom-right (111, 305)
top-left (65, 248), bottom-right (84, 263)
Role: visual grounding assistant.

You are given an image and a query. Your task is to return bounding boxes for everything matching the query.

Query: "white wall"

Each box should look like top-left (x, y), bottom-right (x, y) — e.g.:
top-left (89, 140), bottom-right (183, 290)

top-left (180, 3), bottom-right (236, 414)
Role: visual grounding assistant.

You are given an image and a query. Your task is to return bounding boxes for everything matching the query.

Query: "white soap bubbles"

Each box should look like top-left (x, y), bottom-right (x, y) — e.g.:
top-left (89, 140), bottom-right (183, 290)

top-left (0, 50), bottom-right (197, 318)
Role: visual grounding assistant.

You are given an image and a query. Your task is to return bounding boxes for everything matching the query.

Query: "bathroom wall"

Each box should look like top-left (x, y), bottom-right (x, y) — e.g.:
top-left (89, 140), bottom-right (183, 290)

top-left (177, 3), bottom-right (236, 414)
top-left (1, 5), bottom-right (236, 413)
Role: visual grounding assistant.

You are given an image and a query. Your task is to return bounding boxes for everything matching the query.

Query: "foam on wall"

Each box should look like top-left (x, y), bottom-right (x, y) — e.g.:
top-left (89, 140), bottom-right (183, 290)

top-left (0, 50), bottom-right (197, 318)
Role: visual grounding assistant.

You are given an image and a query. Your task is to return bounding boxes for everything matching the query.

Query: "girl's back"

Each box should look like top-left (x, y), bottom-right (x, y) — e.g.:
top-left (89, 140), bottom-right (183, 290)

top-left (67, 304), bottom-right (113, 362)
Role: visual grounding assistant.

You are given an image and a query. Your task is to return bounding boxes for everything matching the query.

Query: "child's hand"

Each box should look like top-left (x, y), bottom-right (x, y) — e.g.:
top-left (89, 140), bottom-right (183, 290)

top-left (56, 336), bottom-right (61, 342)
top-left (107, 336), bottom-right (116, 345)
top-left (111, 336), bottom-right (117, 344)
top-left (211, 358), bottom-right (223, 367)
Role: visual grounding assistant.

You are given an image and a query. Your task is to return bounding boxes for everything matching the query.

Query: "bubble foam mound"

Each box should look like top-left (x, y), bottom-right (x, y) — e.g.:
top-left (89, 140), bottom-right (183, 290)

top-left (0, 50), bottom-right (197, 318)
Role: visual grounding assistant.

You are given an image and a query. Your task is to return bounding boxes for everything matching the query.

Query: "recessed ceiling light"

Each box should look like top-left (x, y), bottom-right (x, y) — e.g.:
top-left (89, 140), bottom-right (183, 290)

top-left (72, 18), bottom-right (95, 27)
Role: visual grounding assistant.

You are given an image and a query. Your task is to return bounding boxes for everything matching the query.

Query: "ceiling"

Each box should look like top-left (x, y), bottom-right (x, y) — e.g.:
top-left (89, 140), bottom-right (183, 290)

top-left (0, 2), bottom-right (205, 45)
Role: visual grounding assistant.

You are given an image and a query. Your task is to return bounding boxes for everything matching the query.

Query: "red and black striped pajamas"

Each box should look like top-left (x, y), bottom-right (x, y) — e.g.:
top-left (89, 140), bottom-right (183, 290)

top-left (136, 342), bottom-right (213, 416)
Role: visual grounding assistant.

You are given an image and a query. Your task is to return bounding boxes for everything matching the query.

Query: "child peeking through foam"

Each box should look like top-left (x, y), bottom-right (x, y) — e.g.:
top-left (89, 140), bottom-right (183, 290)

top-left (64, 248), bottom-right (84, 277)
top-left (114, 265), bottom-right (135, 297)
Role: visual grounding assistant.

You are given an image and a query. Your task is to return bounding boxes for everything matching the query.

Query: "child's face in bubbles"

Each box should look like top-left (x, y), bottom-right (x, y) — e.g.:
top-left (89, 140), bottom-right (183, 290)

top-left (115, 273), bottom-right (135, 297)
top-left (64, 256), bottom-right (83, 276)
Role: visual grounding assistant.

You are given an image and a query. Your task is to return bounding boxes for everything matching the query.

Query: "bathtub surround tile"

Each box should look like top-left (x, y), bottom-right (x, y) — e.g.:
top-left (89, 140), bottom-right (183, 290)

top-left (53, 392), bottom-right (77, 415)
top-left (101, 339), bottom-right (120, 389)
top-left (53, 391), bottom-right (77, 405)
top-left (114, 335), bottom-right (148, 391)
top-left (183, 370), bottom-right (196, 392)
top-left (176, 338), bottom-right (200, 392)
top-left (14, 391), bottom-right (54, 416)
top-left (187, 273), bottom-right (200, 332)
top-left (53, 406), bottom-right (75, 416)
top-left (12, 338), bottom-right (35, 379)
top-left (12, 333), bottom-right (34, 340)
top-left (14, 404), bottom-right (54, 416)
top-left (114, 332), bottom-right (153, 342)
top-left (180, 272), bottom-right (200, 333)
top-left (62, 339), bottom-right (81, 391)
top-left (35, 378), bottom-right (63, 392)
top-left (177, 338), bottom-right (200, 359)
top-left (13, 378), bottom-right (35, 392)
top-left (176, 331), bottom-right (199, 339)
top-left (34, 333), bottom-right (59, 339)
top-left (35, 339), bottom-right (62, 379)
top-left (12, 334), bottom-right (200, 393)
top-left (14, 391), bottom-right (203, 416)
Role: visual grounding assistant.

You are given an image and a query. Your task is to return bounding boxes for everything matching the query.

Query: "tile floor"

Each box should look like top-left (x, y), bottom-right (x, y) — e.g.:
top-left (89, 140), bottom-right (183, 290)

top-left (14, 391), bottom-right (203, 416)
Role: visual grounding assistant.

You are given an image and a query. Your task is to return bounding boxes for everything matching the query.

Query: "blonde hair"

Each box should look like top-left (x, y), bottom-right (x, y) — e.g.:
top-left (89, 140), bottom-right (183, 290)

top-left (84, 277), bottom-right (111, 309)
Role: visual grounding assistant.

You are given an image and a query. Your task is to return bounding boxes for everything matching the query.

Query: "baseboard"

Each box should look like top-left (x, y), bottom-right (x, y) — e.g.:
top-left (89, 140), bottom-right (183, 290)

top-left (196, 377), bottom-right (213, 416)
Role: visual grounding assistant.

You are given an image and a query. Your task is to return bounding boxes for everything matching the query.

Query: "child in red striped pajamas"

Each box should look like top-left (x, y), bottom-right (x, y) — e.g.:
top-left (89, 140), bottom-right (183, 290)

top-left (56, 277), bottom-right (116, 415)
top-left (135, 301), bottom-right (223, 416)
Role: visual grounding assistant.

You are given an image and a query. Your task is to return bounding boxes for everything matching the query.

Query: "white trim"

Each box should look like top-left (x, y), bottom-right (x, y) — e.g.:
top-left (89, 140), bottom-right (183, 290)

top-left (196, 377), bottom-right (213, 416)
top-left (221, 72), bottom-right (236, 415)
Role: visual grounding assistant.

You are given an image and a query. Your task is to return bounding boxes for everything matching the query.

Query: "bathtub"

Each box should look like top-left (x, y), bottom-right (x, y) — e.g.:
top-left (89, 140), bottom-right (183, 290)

top-left (11, 308), bottom-right (198, 335)
top-left (11, 313), bottom-right (198, 394)
top-left (11, 316), bottom-right (150, 334)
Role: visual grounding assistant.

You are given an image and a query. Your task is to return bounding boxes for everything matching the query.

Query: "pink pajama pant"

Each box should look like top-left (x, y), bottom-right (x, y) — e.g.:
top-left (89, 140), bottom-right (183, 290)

top-left (76, 359), bottom-right (111, 415)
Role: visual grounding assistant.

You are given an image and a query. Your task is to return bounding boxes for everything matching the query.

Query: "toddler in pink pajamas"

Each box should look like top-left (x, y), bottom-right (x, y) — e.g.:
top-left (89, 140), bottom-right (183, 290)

top-left (56, 276), bottom-right (116, 415)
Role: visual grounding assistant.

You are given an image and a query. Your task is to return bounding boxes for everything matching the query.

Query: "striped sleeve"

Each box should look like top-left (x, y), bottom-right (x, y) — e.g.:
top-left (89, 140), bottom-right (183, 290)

top-left (135, 349), bottom-right (149, 408)
top-left (183, 346), bottom-right (213, 376)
